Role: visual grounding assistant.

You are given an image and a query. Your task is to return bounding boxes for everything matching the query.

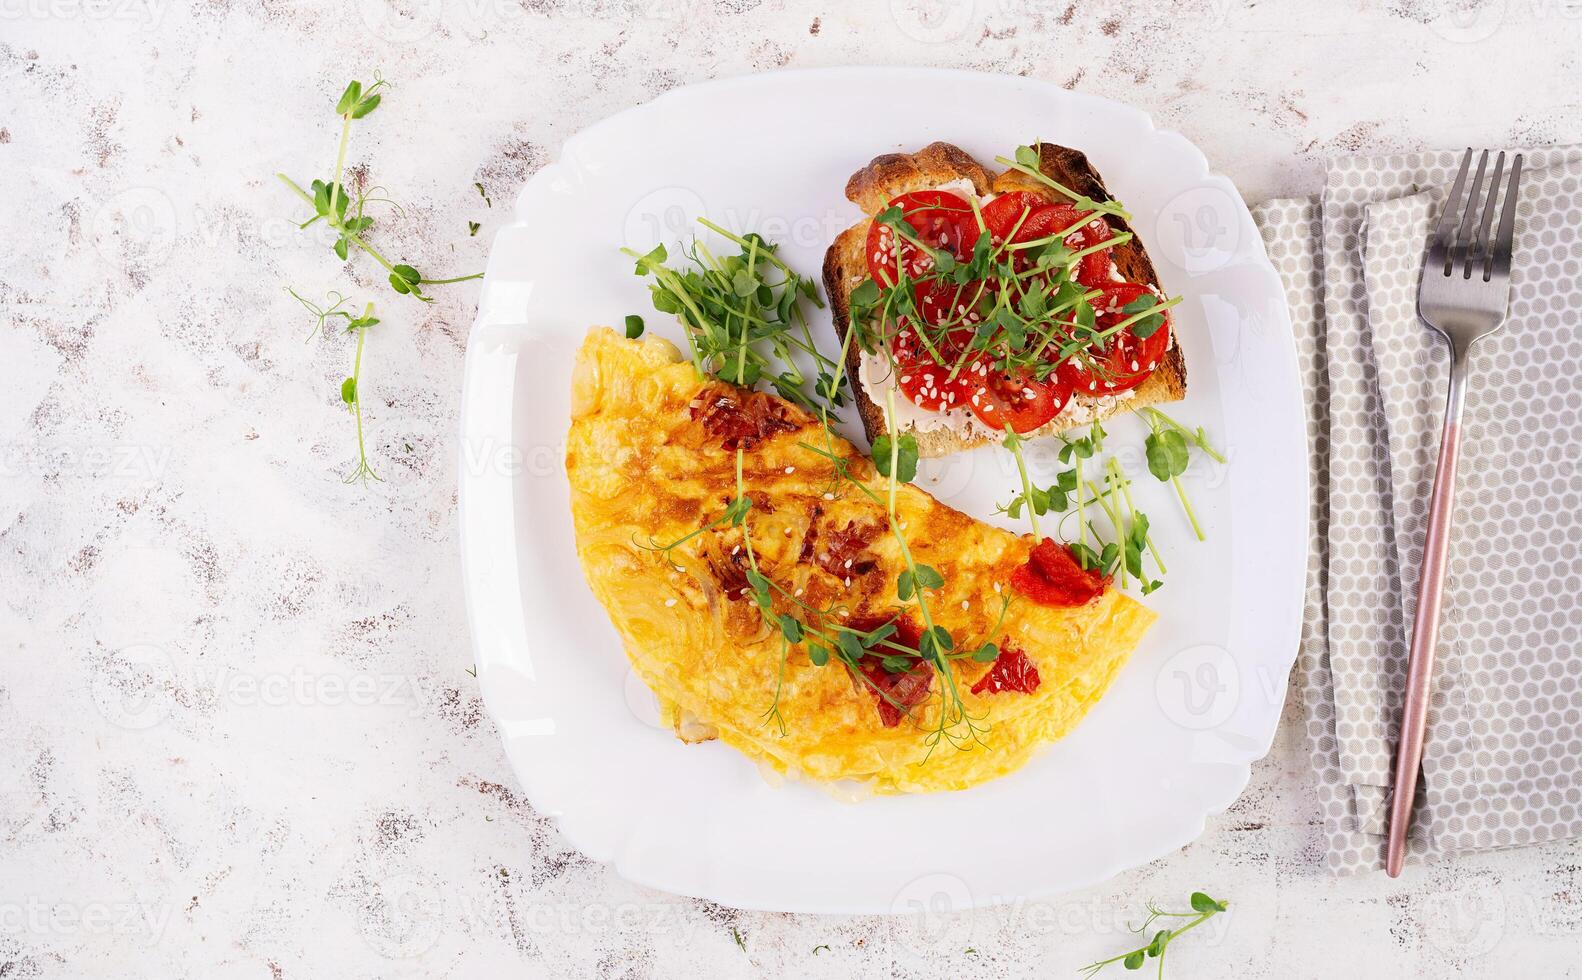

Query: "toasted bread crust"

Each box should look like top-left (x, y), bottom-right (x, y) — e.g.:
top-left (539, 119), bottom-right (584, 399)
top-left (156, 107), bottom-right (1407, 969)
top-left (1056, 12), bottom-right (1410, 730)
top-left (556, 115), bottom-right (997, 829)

top-left (844, 141), bottom-right (995, 214)
top-left (824, 141), bottom-right (1188, 458)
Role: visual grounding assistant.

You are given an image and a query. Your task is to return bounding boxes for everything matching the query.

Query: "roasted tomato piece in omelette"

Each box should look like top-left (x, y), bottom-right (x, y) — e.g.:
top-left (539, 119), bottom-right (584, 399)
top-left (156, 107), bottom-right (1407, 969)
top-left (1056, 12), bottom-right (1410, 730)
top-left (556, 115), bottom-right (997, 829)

top-left (849, 614), bottom-right (932, 727)
top-left (861, 661), bottom-right (933, 728)
top-left (1011, 538), bottom-right (1108, 607)
top-left (690, 387), bottom-right (799, 449)
top-left (805, 518), bottom-right (883, 578)
top-left (971, 645), bottom-right (1041, 695)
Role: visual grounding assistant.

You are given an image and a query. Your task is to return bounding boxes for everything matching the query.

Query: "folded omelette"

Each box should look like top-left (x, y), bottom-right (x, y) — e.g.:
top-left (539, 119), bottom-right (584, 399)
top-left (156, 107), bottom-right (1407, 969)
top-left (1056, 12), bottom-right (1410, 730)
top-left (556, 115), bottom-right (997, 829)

top-left (566, 327), bottom-right (1154, 793)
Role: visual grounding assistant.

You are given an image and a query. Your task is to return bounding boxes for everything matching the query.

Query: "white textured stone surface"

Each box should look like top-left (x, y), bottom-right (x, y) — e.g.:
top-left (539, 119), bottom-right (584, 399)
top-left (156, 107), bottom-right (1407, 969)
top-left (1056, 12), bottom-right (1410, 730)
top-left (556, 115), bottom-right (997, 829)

top-left (4, 1), bottom-right (1582, 976)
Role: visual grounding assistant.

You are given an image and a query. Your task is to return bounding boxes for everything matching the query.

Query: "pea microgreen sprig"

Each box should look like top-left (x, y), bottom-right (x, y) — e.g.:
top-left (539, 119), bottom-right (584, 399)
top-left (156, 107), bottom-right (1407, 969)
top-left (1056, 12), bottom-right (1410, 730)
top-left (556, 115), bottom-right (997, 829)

top-left (278, 74), bottom-right (483, 485)
top-left (623, 220), bottom-right (844, 416)
top-left (277, 75), bottom-right (483, 302)
top-left (1140, 407), bottom-right (1225, 541)
top-left (1079, 891), bottom-right (1227, 979)
top-left (288, 289), bottom-right (382, 484)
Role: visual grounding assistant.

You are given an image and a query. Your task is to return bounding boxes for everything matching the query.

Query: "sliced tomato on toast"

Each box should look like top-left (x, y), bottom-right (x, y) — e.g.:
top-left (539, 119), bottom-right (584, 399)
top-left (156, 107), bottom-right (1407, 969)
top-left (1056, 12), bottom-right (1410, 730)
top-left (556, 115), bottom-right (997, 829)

top-left (968, 365), bottom-right (1071, 434)
top-left (864, 190), bottom-right (976, 286)
top-left (891, 323), bottom-right (985, 414)
top-left (981, 193), bottom-right (1116, 284)
top-left (1055, 282), bottom-right (1172, 397)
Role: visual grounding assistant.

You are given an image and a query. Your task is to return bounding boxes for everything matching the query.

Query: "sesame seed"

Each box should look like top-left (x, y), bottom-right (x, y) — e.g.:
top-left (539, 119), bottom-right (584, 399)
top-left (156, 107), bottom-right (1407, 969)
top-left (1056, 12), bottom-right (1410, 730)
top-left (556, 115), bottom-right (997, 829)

top-left (838, 609), bottom-right (849, 618)
top-left (785, 465), bottom-right (795, 474)
top-left (823, 492), bottom-right (835, 501)
top-left (961, 600), bottom-right (969, 610)
top-left (844, 576), bottom-right (852, 587)
top-left (843, 558), bottom-right (853, 569)
top-left (993, 582), bottom-right (1002, 593)
top-left (795, 588), bottom-right (804, 597)
top-left (731, 545), bottom-right (740, 555)
top-left (664, 598), bottom-right (678, 607)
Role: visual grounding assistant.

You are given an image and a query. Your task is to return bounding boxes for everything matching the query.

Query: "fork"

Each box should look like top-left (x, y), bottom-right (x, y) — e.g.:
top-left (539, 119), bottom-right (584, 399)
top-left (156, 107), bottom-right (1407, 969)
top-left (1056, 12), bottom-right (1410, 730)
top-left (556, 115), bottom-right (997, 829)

top-left (1386, 148), bottom-right (1524, 877)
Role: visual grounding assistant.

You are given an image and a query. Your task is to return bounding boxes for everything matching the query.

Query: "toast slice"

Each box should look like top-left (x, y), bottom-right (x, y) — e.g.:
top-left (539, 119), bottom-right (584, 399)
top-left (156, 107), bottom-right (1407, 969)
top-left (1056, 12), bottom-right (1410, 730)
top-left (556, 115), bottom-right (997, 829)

top-left (823, 141), bottom-right (1188, 457)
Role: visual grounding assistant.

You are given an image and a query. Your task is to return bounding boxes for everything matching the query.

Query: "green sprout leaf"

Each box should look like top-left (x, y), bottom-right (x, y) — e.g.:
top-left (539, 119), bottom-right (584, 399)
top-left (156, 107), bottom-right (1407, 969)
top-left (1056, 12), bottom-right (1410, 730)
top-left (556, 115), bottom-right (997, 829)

top-left (1145, 429), bottom-right (1190, 482)
top-left (1189, 892), bottom-right (1226, 913)
top-left (872, 432), bottom-right (919, 484)
top-left (335, 81), bottom-right (362, 115)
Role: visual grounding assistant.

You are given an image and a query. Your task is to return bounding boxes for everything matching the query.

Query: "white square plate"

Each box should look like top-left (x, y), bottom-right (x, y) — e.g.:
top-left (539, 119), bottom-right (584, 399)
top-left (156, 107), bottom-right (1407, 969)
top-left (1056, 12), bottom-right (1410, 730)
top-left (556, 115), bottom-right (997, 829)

top-left (459, 67), bottom-right (1307, 913)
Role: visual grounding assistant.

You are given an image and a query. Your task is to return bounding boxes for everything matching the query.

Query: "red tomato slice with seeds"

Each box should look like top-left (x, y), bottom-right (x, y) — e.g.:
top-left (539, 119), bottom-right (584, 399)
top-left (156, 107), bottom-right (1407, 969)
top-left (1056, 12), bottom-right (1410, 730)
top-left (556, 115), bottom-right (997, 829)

top-left (864, 190), bottom-right (976, 287)
top-left (891, 323), bottom-right (985, 414)
top-left (1055, 282), bottom-right (1171, 397)
top-left (967, 366), bottom-right (1072, 434)
top-left (1010, 538), bottom-right (1108, 607)
top-left (1050, 206), bottom-right (1117, 287)
top-left (912, 276), bottom-right (992, 329)
top-left (982, 195), bottom-right (1116, 283)
top-left (979, 191), bottom-right (1049, 245)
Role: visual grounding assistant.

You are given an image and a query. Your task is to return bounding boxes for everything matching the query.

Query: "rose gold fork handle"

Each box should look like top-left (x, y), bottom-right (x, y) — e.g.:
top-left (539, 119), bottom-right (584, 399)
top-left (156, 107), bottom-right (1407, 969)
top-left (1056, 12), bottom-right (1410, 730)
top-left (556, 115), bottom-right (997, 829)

top-left (1386, 354), bottom-right (1469, 877)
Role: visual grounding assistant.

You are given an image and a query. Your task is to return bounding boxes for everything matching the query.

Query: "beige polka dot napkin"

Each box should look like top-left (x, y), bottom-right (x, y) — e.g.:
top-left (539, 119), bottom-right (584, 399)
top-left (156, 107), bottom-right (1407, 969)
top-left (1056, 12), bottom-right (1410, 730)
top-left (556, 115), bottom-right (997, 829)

top-left (1253, 147), bottom-right (1582, 874)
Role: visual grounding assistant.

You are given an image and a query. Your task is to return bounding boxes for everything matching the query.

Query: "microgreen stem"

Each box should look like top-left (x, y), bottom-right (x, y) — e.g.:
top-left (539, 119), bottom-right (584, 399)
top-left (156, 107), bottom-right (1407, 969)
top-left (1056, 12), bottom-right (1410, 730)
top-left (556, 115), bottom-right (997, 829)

top-left (344, 303), bottom-right (380, 486)
top-left (1174, 474), bottom-right (1205, 541)
top-left (1111, 457), bottom-right (1166, 574)
top-left (1075, 453), bottom-right (1086, 548)
top-left (1003, 432), bottom-right (1041, 541)
top-left (329, 113), bottom-right (352, 223)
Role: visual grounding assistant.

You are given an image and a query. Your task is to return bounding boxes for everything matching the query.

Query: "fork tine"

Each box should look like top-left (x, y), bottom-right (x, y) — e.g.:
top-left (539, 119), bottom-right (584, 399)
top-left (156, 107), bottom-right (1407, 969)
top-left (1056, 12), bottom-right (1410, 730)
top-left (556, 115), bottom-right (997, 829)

top-left (1468, 151), bottom-right (1505, 280)
top-left (1448, 149), bottom-right (1490, 276)
top-left (1432, 149), bottom-right (1476, 251)
top-left (1488, 153), bottom-right (1524, 282)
